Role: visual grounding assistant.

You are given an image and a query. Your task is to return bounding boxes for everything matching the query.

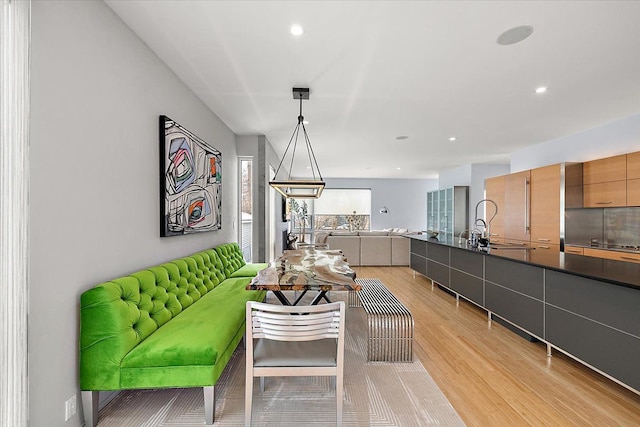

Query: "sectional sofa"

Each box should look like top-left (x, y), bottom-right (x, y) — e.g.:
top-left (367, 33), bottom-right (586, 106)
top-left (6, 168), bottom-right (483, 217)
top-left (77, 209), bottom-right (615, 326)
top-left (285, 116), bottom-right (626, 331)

top-left (79, 243), bottom-right (268, 426)
top-left (315, 229), bottom-right (417, 266)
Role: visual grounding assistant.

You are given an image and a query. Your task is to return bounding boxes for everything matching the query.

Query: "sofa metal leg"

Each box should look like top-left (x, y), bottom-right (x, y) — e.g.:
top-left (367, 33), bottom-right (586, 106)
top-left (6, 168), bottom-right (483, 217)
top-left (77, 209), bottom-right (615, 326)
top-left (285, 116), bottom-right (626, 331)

top-left (204, 386), bottom-right (215, 424)
top-left (81, 390), bottom-right (99, 427)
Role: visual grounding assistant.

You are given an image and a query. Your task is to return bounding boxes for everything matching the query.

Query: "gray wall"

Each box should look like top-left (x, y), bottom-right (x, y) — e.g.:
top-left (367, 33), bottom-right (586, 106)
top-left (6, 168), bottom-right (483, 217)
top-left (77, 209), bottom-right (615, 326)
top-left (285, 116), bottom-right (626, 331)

top-left (324, 178), bottom-right (438, 231)
top-left (30, 1), bottom-right (239, 425)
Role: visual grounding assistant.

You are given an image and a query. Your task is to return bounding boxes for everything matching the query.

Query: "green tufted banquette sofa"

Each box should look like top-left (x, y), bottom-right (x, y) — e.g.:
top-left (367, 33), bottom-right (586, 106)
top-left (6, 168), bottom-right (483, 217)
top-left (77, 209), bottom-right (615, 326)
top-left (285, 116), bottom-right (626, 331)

top-left (80, 243), bottom-right (268, 427)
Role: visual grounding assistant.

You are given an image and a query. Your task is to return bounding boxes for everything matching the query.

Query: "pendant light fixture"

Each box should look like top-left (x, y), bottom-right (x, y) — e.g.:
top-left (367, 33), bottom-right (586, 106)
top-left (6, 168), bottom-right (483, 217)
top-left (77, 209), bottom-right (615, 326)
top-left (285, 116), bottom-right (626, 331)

top-left (270, 87), bottom-right (325, 199)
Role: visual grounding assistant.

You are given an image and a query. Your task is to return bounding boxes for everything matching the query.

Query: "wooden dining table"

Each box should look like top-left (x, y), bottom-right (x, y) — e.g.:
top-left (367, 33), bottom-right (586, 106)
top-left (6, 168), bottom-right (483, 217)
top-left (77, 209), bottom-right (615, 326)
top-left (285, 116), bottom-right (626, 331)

top-left (246, 248), bottom-right (360, 305)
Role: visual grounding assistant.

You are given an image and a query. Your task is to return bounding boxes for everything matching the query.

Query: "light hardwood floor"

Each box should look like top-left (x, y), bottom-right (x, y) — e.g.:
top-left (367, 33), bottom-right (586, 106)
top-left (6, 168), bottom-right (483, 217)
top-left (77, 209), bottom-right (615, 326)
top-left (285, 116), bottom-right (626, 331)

top-left (353, 266), bottom-right (640, 426)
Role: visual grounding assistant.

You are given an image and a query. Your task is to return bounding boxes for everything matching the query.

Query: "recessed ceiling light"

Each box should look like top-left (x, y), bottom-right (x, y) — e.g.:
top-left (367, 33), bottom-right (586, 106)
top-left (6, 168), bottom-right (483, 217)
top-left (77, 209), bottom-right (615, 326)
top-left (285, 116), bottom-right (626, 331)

top-left (497, 25), bottom-right (534, 46)
top-left (535, 86), bottom-right (548, 94)
top-left (396, 167), bottom-right (401, 170)
top-left (395, 136), bottom-right (408, 140)
top-left (290, 25), bottom-right (304, 36)
top-left (449, 136), bottom-right (457, 142)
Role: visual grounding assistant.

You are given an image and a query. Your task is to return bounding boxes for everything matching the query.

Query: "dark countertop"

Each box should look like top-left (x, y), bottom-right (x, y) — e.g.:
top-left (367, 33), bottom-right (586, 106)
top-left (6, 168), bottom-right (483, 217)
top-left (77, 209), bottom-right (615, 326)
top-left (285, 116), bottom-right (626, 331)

top-left (408, 234), bottom-right (640, 290)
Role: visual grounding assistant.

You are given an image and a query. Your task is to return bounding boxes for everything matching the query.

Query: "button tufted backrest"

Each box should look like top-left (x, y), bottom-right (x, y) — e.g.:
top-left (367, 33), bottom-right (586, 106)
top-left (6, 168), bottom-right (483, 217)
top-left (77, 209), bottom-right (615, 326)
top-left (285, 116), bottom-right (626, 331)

top-left (80, 275), bottom-right (161, 390)
top-left (147, 264), bottom-right (189, 316)
top-left (189, 249), bottom-right (227, 289)
top-left (214, 243), bottom-right (247, 278)
top-left (80, 247), bottom-right (229, 390)
top-left (130, 269), bottom-right (182, 328)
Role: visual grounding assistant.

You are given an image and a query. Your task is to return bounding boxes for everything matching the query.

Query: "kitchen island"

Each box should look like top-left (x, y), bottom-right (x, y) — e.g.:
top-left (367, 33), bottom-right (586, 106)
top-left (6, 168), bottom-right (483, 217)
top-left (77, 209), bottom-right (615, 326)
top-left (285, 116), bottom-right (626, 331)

top-left (408, 235), bottom-right (640, 394)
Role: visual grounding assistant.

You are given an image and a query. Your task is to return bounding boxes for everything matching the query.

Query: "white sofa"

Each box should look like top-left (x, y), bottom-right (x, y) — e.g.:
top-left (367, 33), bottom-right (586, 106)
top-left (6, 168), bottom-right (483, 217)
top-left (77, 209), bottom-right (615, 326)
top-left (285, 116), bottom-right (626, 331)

top-left (315, 230), bottom-right (416, 266)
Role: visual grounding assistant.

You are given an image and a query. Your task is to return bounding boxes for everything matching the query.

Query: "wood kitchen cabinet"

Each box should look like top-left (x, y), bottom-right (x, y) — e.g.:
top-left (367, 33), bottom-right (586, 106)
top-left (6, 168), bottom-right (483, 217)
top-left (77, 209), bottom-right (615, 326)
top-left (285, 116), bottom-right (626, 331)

top-left (531, 242), bottom-right (560, 254)
top-left (583, 247), bottom-right (640, 263)
top-left (625, 151), bottom-right (640, 180)
top-left (584, 181), bottom-right (627, 207)
top-left (583, 154), bottom-right (626, 184)
top-left (628, 179), bottom-right (640, 206)
top-left (484, 175), bottom-right (505, 243)
top-left (583, 154), bottom-right (627, 207)
top-left (564, 245), bottom-right (584, 255)
top-left (627, 151), bottom-right (640, 206)
top-left (504, 170), bottom-right (531, 243)
top-left (530, 164), bottom-right (560, 245)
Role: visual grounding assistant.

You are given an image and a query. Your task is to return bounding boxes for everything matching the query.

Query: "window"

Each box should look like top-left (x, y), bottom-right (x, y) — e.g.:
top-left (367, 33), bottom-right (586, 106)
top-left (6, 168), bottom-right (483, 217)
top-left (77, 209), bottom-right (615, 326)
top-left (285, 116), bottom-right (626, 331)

top-left (239, 158), bottom-right (252, 261)
top-left (313, 189), bottom-right (371, 231)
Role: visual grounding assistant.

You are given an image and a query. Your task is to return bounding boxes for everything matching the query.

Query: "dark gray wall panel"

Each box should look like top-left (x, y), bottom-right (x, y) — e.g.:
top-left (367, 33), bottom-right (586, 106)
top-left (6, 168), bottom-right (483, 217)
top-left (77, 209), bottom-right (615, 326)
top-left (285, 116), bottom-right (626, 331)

top-left (427, 260), bottom-right (449, 286)
top-left (450, 248), bottom-right (484, 277)
top-left (410, 239), bottom-right (427, 257)
top-left (486, 283), bottom-right (543, 337)
top-left (450, 269), bottom-right (484, 306)
top-left (427, 243), bottom-right (449, 265)
top-left (546, 306), bottom-right (640, 391)
top-left (485, 256), bottom-right (543, 299)
top-left (546, 270), bottom-right (640, 338)
top-left (410, 254), bottom-right (427, 276)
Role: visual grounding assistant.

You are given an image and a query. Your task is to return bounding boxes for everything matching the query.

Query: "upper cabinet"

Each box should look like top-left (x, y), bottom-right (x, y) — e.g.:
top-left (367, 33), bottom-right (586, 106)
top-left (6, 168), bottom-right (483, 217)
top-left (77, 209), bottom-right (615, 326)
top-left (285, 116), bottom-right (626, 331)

top-left (627, 151), bottom-right (640, 206)
top-left (530, 164), bottom-right (561, 246)
top-left (583, 154), bottom-right (626, 207)
top-left (626, 151), bottom-right (640, 180)
top-left (583, 154), bottom-right (627, 184)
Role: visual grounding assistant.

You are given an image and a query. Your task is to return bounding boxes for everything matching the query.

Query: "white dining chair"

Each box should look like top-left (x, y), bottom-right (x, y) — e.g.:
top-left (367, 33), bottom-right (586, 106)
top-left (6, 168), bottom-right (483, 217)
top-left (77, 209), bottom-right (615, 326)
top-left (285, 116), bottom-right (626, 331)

top-left (245, 300), bottom-right (346, 427)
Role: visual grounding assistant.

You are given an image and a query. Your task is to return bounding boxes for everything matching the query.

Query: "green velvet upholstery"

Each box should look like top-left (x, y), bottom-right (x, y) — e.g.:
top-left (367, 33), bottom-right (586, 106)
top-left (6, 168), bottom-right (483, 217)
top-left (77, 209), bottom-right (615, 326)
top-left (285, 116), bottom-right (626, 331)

top-left (214, 243), bottom-right (247, 277)
top-left (229, 262), bottom-right (269, 278)
top-left (214, 242), bottom-right (268, 278)
top-left (80, 245), bottom-right (266, 395)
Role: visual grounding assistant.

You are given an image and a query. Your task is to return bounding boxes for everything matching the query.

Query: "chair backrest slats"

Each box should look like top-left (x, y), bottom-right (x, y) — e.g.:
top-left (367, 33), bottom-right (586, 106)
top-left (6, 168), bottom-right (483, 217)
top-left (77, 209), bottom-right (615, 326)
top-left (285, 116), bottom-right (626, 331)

top-left (247, 301), bottom-right (344, 342)
top-left (245, 300), bottom-right (346, 426)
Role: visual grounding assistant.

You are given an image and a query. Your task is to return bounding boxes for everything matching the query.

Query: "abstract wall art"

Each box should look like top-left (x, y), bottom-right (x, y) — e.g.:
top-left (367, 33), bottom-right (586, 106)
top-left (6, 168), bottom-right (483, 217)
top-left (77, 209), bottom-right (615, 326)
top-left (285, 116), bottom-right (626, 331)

top-left (160, 115), bottom-right (222, 236)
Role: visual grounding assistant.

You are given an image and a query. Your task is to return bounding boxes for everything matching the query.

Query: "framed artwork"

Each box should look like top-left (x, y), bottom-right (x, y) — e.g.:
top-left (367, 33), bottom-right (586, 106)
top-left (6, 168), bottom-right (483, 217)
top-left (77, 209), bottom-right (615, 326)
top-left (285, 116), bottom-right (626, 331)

top-left (160, 115), bottom-right (222, 236)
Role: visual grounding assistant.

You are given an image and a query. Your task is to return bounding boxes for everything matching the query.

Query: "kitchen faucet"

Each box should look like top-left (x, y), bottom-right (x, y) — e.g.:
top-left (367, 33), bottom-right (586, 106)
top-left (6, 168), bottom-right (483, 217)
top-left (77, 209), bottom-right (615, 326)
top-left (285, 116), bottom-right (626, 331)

top-left (470, 199), bottom-right (498, 248)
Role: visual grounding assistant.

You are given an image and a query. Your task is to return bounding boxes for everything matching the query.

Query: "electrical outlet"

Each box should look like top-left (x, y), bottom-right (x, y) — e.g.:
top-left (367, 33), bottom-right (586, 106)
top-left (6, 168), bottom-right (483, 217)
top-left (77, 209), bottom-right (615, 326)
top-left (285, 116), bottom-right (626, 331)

top-left (65, 394), bottom-right (77, 421)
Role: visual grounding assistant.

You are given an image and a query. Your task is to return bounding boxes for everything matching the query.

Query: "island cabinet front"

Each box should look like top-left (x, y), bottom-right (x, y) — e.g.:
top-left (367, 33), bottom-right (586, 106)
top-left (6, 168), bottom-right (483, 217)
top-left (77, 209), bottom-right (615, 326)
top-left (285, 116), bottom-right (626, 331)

top-left (449, 247), bottom-right (484, 306)
top-left (485, 256), bottom-right (545, 338)
top-left (426, 242), bottom-right (450, 287)
top-left (407, 236), bottom-right (640, 393)
top-left (410, 239), bottom-right (427, 276)
top-left (545, 270), bottom-right (640, 391)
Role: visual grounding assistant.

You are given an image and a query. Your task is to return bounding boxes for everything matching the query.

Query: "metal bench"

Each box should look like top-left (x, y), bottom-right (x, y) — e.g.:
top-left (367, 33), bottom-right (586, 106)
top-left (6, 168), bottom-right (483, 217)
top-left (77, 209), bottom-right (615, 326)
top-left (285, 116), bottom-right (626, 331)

top-left (350, 278), bottom-right (414, 362)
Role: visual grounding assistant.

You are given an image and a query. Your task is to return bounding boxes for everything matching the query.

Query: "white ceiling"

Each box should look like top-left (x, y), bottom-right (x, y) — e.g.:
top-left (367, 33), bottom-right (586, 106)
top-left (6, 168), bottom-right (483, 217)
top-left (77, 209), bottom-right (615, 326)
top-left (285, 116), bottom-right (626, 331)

top-left (106, 0), bottom-right (640, 179)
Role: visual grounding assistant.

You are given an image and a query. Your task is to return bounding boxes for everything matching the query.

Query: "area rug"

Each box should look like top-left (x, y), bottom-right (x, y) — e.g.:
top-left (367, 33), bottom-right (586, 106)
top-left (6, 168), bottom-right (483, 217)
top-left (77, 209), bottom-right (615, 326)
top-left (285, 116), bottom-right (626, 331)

top-left (97, 284), bottom-right (465, 426)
